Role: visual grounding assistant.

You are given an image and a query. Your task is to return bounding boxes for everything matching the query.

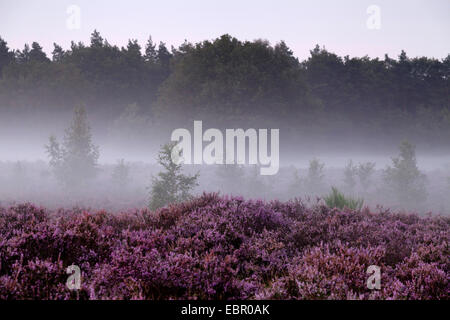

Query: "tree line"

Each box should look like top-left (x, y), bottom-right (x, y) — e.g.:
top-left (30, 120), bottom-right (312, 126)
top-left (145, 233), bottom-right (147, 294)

top-left (1, 31), bottom-right (449, 145)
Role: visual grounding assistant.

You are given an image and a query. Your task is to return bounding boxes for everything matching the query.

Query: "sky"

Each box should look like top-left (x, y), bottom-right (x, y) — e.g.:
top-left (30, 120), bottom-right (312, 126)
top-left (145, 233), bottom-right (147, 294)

top-left (0, 0), bottom-right (449, 60)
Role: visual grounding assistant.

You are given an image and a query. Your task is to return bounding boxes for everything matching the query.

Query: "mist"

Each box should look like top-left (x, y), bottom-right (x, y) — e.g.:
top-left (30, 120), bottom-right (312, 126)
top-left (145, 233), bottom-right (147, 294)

top-left (1, 108), bottom-right (450, 214)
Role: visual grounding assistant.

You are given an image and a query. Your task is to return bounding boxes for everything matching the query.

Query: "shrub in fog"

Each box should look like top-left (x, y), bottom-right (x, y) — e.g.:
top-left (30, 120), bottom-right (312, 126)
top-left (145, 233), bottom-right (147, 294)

top-left (357, 162), bottom-right (376, 192)
top-left (384, 141), bottom-right (427, 205)
top-left (343, 160), bottom-right (358, 192)
top-left (288, 167), bottom-right (303, 197)
top-left (304, 158), bottom-right (325, 194)
top-left (148, 143), bottom-right (199, 210)
top-left (111, 159), bottom-right (131, 189)
top-left (45, 106), bottom-right (99, 188)
top-left (324, 187), bottom-right (364, 211)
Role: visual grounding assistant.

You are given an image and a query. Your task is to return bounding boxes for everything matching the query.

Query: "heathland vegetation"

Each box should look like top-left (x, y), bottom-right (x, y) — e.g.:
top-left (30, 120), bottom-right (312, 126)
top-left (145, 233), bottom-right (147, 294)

top-left (0, 194), bottom-right (448, 299)
top-left (0, 32), bottom-right (448, 300)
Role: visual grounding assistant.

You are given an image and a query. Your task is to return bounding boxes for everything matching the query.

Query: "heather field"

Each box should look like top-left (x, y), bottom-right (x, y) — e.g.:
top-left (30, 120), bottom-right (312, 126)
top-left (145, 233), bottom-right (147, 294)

top-left (0, 193), bottom-right (448, 300)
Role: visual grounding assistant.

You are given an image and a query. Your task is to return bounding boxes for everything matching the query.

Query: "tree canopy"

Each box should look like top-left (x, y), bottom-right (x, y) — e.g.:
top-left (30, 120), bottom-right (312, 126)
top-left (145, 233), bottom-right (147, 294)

top-left (0, 31), bottom-right (449, 146)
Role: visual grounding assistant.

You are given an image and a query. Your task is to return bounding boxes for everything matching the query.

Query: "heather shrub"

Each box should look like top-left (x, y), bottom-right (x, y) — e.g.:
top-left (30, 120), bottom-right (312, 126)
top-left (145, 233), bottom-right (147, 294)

top-left (324, 187), bottom-right (364, 210)
top-left (391, 253), bottom-right (448, 299)
top-left (257, 242), bottom-right (386, 299)
top-left (0, 258), bottom-right (70, 300)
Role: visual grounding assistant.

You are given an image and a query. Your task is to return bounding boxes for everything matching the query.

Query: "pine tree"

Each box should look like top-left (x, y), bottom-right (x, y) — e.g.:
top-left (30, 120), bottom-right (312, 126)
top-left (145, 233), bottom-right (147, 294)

top-left (384, 141), bottom-right (427, 205)
top-left (46, 106), bottom-right (99, 188)
top-left (156, 42), bottom-right (172, 70)
top-left (0, 37), bottom-right (14, 74)
top-left (149, 143), bottom-right (199, 210)
top-left (29, 42), bottom-right (49, 62)
top-left (90, 30), bottom-right (104, 48)
top-left (144, 36), bottom-right (157, 63)
top-left (305, 158), bottom-right (325, 194)
top-left (52, 43), bottom-right (65, 62)
top-left (16, 44), bottom-right (31, 63)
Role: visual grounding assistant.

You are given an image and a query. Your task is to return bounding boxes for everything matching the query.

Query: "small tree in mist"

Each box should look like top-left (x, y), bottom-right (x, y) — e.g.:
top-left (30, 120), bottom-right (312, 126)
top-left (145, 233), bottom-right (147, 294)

top-left (304, 158), bottom-right (325, 194)
top-left (45, 106), bottom-right (99, 188)
top-left (384, 141), bottom-right (427, 205)
top-left (343, 160), bottom-right (358, 192)
top-left (357, 162), bottom-right (376, 192)
top-left (111, 159), bottom-right (131, 189)
top-left (149, 143), bottom-right (199, 210)
top-left (288, 168), bottom-right (303, 197)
